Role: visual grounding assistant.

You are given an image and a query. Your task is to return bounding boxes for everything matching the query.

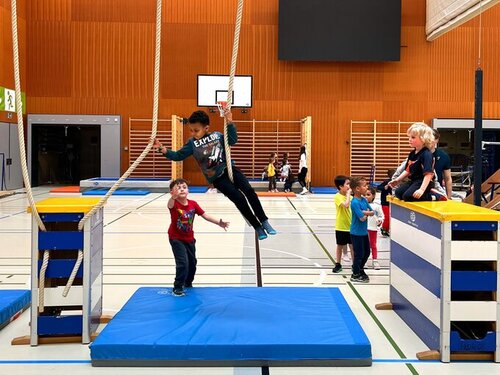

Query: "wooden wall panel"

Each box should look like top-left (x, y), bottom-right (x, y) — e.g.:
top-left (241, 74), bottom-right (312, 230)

top-left (22, 0), bottom-right (500, 185)
top-left (28, 0), bottom-right (70, 21)
top-left (72, 0), bottom-right (155, 23)
top-left (27, 21), bottom-right (71, 96)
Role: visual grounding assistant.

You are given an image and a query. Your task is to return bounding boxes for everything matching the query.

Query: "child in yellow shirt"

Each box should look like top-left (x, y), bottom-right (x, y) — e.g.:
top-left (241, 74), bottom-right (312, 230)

top-left (267, 157), bottom-right (277, 192)
top-left (332, 175), bottom-right (354, 273)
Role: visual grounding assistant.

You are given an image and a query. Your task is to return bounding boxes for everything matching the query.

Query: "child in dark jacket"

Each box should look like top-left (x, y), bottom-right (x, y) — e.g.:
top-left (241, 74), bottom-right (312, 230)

top-left (154, 108), bottom-right (276, 240)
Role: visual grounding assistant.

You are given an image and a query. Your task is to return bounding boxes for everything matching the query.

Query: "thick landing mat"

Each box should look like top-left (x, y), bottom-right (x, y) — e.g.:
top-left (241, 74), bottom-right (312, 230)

top-left (82, 188), bottom-right (150, 196)
top-left (49, 186), bottom-right (80, 193)
top-left (0, 290), bottom-right (30, 330)
top-left (311, 186), bottom-right (338, 194)
top-left (188, 186), bottom-right (208, 193)
top-left (257, 191), bottom-right (296, 197)
top-left (80, 177), bottom-right (170, 193)
top-left (91, 287), bottom-right (371, 367)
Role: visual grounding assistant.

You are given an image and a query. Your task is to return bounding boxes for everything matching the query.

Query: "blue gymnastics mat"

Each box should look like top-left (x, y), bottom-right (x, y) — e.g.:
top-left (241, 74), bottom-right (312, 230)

top-left (188, 186), bottom-right (208, 193)
top-left (311, 186), bottom-right (338, 194)
top-left (82, 188), bottom-right (150, 196)
top-left (0, 290), bottom-right (30, 330)
top-left (91, 287), bottom-right (371, 367)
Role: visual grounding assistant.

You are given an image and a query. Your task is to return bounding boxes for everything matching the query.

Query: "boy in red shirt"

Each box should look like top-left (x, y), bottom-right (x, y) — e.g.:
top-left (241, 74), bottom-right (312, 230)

top-left (168, 178), bottom-right (230, 296)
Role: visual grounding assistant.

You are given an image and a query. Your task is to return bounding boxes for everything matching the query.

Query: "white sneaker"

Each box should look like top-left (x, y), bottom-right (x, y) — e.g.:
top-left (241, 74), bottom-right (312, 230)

top-left (373, 260), bottom-right (380, 270)
top-left (342, 251), bottom-right (350, 263)
top-left (300, 187), bottom-right (308, 195)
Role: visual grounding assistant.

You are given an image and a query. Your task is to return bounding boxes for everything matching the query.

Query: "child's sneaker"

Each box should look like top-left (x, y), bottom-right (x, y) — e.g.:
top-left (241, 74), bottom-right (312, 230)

top-left (351, 273), bottom-right (369, 283)
top-left (299, 187), bottom-right (308, 195)
top-left (430, 188), bottom-right (447, 201)
top-left (359, 274), bottom-right (370, 283)
top-left (332, 263), bottom-right (343, 273)
top-left (350, 273), bottom-right (363, 282)
top-left (172, 288), bottom-right (186, 297)
top-left (342, 250), bottom-right (351, 263)
top-left (373, 260), bottom-right (381, 270)
top-left (256, 226), bottom-right (268, 240)
top-left (262, 220), bottom-right (277, 235)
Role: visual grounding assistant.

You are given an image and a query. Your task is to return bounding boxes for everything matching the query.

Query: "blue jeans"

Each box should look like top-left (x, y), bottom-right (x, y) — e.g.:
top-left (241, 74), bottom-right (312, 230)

top-left (170, 239), bottom-right (197, 289)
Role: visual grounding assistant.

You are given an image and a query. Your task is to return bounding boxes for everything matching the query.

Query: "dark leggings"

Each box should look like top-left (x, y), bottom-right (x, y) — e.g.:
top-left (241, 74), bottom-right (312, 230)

top-left (268, 175), bottom-right (276, 191)
top-left (213, 167), bottom-right (268, 229)
top-left (298, 167), bottom-right (308, 188)
top-left (394, 180), bottom-right (432, 201)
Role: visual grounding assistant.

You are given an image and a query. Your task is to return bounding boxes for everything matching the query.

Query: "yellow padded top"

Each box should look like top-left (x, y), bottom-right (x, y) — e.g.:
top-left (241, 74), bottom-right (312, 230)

top-left (390, 197), bottom-right (500, 222)
top-left (28, 197), bottom-right (101, 214)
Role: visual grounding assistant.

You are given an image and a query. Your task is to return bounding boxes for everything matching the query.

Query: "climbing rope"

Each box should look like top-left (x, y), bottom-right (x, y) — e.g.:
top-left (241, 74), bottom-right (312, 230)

top-left (223, 0), bottom-right (244, 182)
top-left (10, 0), bottom-right (50, 312)
top-left (64, 0), bottom-right (163, 295)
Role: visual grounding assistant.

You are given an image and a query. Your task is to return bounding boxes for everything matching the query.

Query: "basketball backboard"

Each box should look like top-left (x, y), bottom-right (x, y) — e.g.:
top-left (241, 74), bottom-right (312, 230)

top-left (197, 75), bottom-right (252, 108)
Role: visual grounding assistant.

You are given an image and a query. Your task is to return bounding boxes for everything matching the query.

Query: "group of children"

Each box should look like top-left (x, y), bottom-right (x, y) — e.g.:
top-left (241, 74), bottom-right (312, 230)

top-left (265, 148), bottom-right (308, 194)
top-left (156, 114), bottom-right (446, 293)
top-left (332, 175), bottom-right (383, 282)
top-left (265, 152), bottom-right (291, 192)
top-left (331, 122), bottom-right (450, 282)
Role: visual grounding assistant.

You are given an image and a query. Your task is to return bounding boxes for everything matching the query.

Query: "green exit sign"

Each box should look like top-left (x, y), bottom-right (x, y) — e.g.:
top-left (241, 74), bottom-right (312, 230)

top-left (0, 87), bottom-right (26, 114)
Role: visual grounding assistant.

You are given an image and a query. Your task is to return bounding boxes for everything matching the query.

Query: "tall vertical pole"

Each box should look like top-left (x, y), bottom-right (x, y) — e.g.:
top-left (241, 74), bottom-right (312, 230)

top-left (255, 232), bottom-right (263, 287)
top-left (473, 68), bottom-right (483, 206)
top-left (254, 232), bottom-right (268, 375)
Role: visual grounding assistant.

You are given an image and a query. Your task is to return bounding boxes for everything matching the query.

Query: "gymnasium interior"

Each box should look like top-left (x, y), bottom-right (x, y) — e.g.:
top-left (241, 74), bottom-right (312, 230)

top-left (1, 1), bottom-right (500, 374)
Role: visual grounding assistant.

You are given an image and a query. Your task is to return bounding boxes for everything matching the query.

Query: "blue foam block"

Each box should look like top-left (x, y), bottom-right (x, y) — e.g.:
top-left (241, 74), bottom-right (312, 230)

top-left (311, 186), bottom-right (338, 194)
top-left (82, 188), bottom-right (150, 196)
top-left (0, 290), bottom-right (31, 330)
top-left (91, 287), bottom-right (371, 366)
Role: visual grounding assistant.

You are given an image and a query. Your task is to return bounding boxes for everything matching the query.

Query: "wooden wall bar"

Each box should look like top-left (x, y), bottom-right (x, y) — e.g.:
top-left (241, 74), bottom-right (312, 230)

top-left (13, 0), bottom-right (500, 185)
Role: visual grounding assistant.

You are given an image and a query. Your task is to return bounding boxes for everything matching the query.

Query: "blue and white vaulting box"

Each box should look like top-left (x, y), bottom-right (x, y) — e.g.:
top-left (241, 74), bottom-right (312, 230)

top-left (389, 199), bottom-right (500, 362)
top-left (29, 198), bottom-right (103, 345)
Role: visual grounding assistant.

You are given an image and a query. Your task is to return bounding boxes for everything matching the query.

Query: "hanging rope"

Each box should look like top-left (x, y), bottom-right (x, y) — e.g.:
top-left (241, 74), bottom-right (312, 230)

top-left (61, 0), bottom-right (164, 295)
top-left (11, 0), bottom-right (50, 312)
top-left (224, 0), bottom-right (245, 182)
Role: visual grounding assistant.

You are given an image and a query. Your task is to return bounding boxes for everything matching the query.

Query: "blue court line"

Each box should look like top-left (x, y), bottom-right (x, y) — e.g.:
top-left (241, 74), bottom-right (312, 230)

top-left (0, 358), bottom-right (446, 365)
top-left (0, 360), bottom-right (91, 364)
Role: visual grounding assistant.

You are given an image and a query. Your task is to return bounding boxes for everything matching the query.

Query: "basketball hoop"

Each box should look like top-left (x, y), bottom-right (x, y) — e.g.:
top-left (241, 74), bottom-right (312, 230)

top-left (216, 101), bottom-right (228, 117)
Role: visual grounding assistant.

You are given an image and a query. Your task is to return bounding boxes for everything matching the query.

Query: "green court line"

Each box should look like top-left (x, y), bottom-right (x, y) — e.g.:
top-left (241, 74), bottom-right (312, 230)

top-left (286, 198), bottom-right (419, 374)
top-left (104, 193), bottom-right (168, 228)
top-left (287, 198), bottom-right (336, 264)
top-left (347, 282), bottom-right (419, 375)
top-left (103, 212), bottom-right (131, 228)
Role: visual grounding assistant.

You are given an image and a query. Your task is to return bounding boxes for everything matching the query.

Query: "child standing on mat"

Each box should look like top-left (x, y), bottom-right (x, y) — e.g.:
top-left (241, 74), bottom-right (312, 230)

top-left (167, 179), bottom-right (229, 296)
top-left (284, 168), bottom-right (295, 193)
top-left (267, 156), bottom-right (277, 192)
top-left (154, 108), bottom-right (276, 240)
top-left (332, 175), bottom-right (354, 274)
top-left (365, 186), bottom-right (384, 270)
top-left (350, 177), bottom-right (374, 283)
top-left (388, 123), bottom-right (435, 201)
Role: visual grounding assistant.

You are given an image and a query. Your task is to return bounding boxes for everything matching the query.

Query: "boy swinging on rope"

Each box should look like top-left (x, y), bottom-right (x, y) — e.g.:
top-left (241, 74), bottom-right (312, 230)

top-left (154, 107), bottom-right (277, 240)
